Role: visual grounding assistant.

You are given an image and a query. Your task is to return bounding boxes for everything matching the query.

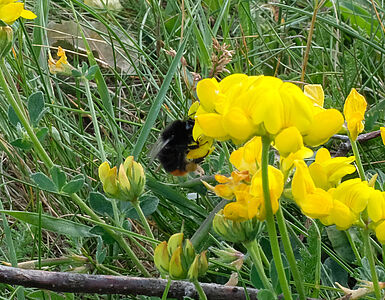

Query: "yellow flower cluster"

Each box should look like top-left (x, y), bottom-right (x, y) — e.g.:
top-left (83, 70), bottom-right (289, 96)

top-left (98, 156), bottom-right (146, 202)
top-left (292, 152), bottom-right (369, 230)
top-left (204, 137), bottom-right (284, 222)
top-left (0, 0), bottom-right (36, 24)
top-left (192, 74), bottom-right (344, 148)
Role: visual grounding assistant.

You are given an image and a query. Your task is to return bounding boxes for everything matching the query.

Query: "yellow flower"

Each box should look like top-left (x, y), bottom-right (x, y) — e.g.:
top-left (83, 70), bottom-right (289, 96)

top-left (367, 189), bottom-right (385, 243)
top-left (249, 165), bottom-right (284, 220)
top-left (308, 148), bottom-right (355, 190)
top-left (292, 161), bottom-right (370, 230)
top-left (48, 47), bottom-right (73, 75)
top-left (202, 170), bottom-right (250, 200)
top-left (343, 88), bottom-right (367, 141)
top-left (98, 161), bottom-right (119, 196)
top-left (302, 84), bottom-right (344, 146)
top-left (274, 126), bottom-right (313, 173)
top-left (381, 127), bottom-right (385, 145)
top-left (192, 75), bottom-right (343, 147)
top-left (0, 0), bottom-right (36, 24)
top-left (98, 156), bottom-right (146, 202)
top-left (223, 188), bottom-right (260, 221)
top-left (229, 136), bottom-right (262, 174)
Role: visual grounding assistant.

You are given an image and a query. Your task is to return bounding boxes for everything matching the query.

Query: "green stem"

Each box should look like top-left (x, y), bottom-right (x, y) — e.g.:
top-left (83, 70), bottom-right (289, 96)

top-left (350, 139), bottom-right (366, 181)
top-left (261, 136), bottom-right (292, 299)
top-left (162, 277), bottom-right (172, 300)
top-left (132, 200), bottom-right (156, 248)
top-left (244, 240), bottom-right (273, 292)
top-left (346, 230), bottom-right (362, 266)
top-left (0, 59), bottom-right (150, 277)
top-left (0, 59), bottom-right (54, 168)
top-left (276, 207), bottom-right (306, 300)
top-left (1, 61), bottom-right (25, 117)
top-left (363, 227), bottom-right (381, 298)
top-left (110, 198), bottom-right (122, 226)
top-left (192, 279), bottom-right (208, 300)
top-left (311, 220), bottom-right (322, 298)
top-left (83, 78), bottom-right (106, 162)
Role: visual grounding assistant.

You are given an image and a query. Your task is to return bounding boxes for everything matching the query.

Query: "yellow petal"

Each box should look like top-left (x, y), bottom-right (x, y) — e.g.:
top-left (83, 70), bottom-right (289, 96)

top-left (222, 108), bottom-right (254, 142)
top-left (329, 200), bottom-right (356, 230)
top-left (301, 188), bottom-right (333, 218)
top-left (230, 136), bottom-right (262, 174)
top-left (20, 9), bottom-right (37, 20)
top-left (196, 78), bottom-right (220, 112)
top-left (308, 163), bottom-right (328, 190)
top-left (381, 127), bottom-right (385, 145)
top-left (368, 189), bottom-right (385, 222)
top-left (304, 84), bottom-right (324, 107)
top-left (331, 179), bottom-right (369, 214)
top-left (375, 220), bottom-right (385, 244)
top-left (343, 88), bottom-right (367, 141)
top-left (274, 126), bottom-right (304, 157)
top-left (98, 161), bottom-right (111, 183)
top-left (195, 113), bottom-right (227, 139)
top-left (292, 160), bottom-right (316, 204)
top-left (303, 109), bottom-right (344, 147)
top-left (0, 3), bottom-right (23, 23)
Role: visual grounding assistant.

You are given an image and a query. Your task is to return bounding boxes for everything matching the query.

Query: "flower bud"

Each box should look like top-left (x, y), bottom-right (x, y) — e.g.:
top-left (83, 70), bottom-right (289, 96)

top-left (198, 251), bottom-right (208, 276)
top-left (119, 156), bottom-right (146, 202)
top-left (167, 233), bottom-right (184, 256)
top-left (213, 209), bottom-right (259, 243)
top-left (169, 246), bottom-right (187, 279)
top-left (98, 161), bottom-right (119, 197)
top-left (210, 245), bottom-right (245, 270)
top-left (153, 241), bottom-right (170, 275)
top-left (183, 239), bottom-right (196, 266)
top-left (0, 26), bottom-right (13, 59)
top-left (187, 254), bottom-right (200, 281)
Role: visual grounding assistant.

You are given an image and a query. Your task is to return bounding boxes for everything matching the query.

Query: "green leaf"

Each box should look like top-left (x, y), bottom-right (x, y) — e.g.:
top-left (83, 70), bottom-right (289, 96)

top-left (257, 290), bottom-right (275, 300)
top-left (10, 138), bottom-right (33, 150)
top-left (62, 174), bottom-right (85, 194)
top-left (31, 172), bottom-right (58, 193)
top-left (323, 257), bottom-right (348, 287)
top-left (36, 127), bottom-right (49, 142)
top-left (146, 176), bottom-right (206, 219)
top-left (89, 192), bottom-right (113, 217)
top-left (250, 264), bottom-right (264, 289)
top-left (0, 210), bottom-right (96, 237)
top-left (326, 226), bottom-right (355, 262)
top-left (7, 105), bottom-right (20, 127)
top-left (27, 91), bottom-right (46, 126)
top-left (90, 225), bottom-right (115, 244)
top-left (85, 65), bottom-right (98, 80)
top-left (124, 195), bottom-right (159, 220)
top-left (50, 166), bottom-right (67, 190)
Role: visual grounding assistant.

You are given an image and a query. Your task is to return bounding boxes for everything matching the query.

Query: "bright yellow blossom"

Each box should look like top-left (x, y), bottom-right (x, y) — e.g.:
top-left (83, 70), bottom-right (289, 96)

top-left (0, 0), bottom-right (36, 24)
top-left (274, 126), bottom-right (313, 173)
top-left (308, 148), bottom-right (355, 190)
top-left (302, 84), bottom-right (344, 146)
top-left (98, 161), bottom-right (119, 196)
top-left (292, 161), bottom-right (370, 230)
top-left (343, 88), bottom-right (367, 141)
top-left (381, 127), bottom-right (385, 145)
top-left (192, 75), bottom-right (343, 148)
top-left (367, 190), bottom-right (385, 243)
top-left (229, 136), bottom-right (262, 174)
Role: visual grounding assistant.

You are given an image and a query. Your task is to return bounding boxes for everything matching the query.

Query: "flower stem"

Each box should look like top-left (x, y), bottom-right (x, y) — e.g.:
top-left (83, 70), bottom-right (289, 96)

top-left (276, 207), bottom-right (306, 300)
top-left (0, 59), bottom-right (54, 168)
top-left (261, 136), bottom-right (292, 300)
top-left (243, 240), bottom-right (273, 292)
top-left (350, 139), bottom-right (366, 181)
top-left (362, 227), bottom-right (381, 298)
top-left (0, 59), bottom-right (150, 277)
top-left (83, 78), bottom-right (106, 162)
top-left (162, 277), bottom-right (172, 300)
top-left (132, 200), bottom-right (156, 248)
top-left (192, 279), bottom-right (208, 300)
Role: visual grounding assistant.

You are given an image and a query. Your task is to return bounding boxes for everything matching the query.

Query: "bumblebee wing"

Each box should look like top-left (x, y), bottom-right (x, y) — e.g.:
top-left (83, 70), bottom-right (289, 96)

top-left (148, 137), bottom-right (172, 165)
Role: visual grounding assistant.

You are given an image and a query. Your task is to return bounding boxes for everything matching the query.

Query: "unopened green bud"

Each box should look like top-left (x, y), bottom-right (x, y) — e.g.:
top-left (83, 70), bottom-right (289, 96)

top-left (183, 239), bottom-right (196, 266)
top-left (198, 251), bottom-right (208, 276)
top-left (0, 26), bottom-right (13, 59)
top-left (210, 245), bottom-right (244, 270)
top-left (213, 209), bottom-right (259, 243)
top-left (154, 241), bottom-right (170, 274)
top-left (169, 246), bottom-right (187, 279)
top-left (118, 156), bottom-right (146, 202)
top-left (187, 254), bottom-right (200, 281)
top-left (167, 232), bottom-right (184, 256)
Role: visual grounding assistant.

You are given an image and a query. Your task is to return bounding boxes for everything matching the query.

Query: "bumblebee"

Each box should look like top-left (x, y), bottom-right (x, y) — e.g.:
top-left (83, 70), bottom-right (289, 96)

top-left (153, 119), bottom-right (214, 176)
